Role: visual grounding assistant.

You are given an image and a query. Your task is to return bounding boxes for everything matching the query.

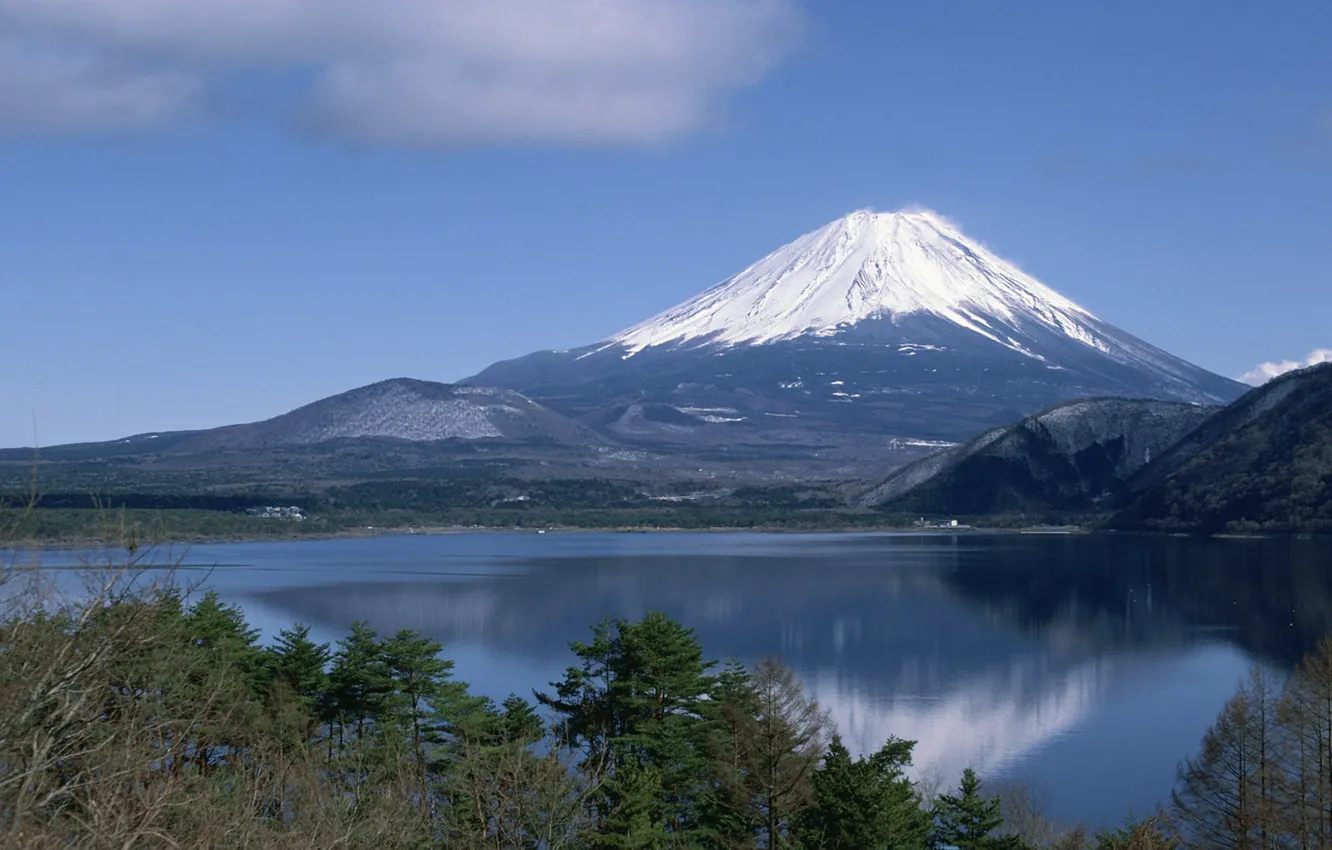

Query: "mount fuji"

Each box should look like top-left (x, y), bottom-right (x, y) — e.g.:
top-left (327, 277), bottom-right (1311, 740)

top-left (469, 209), bottom-right (1244, 471)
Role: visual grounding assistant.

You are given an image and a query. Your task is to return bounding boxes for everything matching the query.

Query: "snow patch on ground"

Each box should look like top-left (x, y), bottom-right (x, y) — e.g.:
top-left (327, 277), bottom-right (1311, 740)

top-left (294, 397), bottom-right (502, 441)
top-left (282, 382), bottom-right (551, 443)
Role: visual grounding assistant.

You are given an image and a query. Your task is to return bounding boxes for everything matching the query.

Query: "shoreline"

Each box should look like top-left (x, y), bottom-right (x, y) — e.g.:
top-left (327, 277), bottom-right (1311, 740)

top-left (9, 521), bottom-right (1095, 549)
top-left (15, 520), bottom-right (1323, 550)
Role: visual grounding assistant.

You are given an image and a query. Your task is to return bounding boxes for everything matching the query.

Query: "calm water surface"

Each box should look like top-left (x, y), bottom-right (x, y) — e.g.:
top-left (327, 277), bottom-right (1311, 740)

top-left (37, 532), bottom-right (1332, 827)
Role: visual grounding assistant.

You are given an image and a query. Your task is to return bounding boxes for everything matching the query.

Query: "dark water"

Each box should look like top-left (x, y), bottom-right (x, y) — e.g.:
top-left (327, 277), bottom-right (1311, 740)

top-left (31, 531), bottom-right (1332, 827)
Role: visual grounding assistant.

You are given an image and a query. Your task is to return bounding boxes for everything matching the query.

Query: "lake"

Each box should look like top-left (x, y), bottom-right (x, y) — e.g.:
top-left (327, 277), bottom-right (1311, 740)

top-left (25, 531), bottom-right (1332, 828)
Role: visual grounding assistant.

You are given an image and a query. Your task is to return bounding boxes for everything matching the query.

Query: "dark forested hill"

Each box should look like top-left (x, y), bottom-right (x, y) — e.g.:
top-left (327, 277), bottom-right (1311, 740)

top-left (1111, 363), bottom-right (1332, 533)
top-left (858, 397), bottom-right (1218, 515)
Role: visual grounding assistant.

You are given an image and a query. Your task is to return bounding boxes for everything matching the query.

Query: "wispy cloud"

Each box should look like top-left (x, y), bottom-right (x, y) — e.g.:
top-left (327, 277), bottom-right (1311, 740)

top-left (0, 40), bottom-right (196, 135)
top-left (0, 0), bottom-right (803, 147)
top-left (1238, 349), bottom-right (1332, 386)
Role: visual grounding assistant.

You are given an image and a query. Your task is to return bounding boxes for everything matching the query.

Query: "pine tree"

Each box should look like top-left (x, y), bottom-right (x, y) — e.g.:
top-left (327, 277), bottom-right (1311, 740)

top-left (185, 590), bottom-right (265, 693)
top-left (796, 734), bottom-right (930, 850)
top-left (702, 660), bottom-right (763, 849)
top-left (599, 760), bottom-right (669, 850)
top-left (442, 692), bottom-right (582, 848)
top-left (932, 769), bottom-right (1021, 850)
top-left (539, 611), bottom-right (717, 848)
top-left (328, 621), bottom-right (392, 760)
top-left (541, 617), bottom-right (620, 760)
top-left (381, 628), bottom-right (471, 817)
top-left (186, 591), bottom-right (259, 651)
top-left (491, 693), bottom-right (546, 746)
top-left (180, 591), bottom-right (268, 771)
top-left (268, 623), bottom-right (330, 716)
top-left (622, 612), bottom-right (718, 844)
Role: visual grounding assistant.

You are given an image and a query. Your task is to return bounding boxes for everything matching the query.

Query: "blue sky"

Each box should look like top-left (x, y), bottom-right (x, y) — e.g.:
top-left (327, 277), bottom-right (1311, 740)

top-left (2, 0), bottom-right (1329, 446)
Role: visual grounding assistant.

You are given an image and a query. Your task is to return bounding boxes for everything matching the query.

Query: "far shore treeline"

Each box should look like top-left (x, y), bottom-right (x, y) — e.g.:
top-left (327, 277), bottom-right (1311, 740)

top-left (6, 547), bottom-right (1332, 848)
top-left (0, 479), bottom-right (1128, 544)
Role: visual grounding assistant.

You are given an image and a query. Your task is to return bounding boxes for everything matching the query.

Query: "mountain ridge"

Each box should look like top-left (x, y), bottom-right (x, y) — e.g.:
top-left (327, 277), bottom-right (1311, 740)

top-left (1111, 363), bottom-right (1332, 533)
top-left (859, 397), bottom-right (1219, 514)
top-left (173, 378), bottom-right (592, 451)
top-left (0, 378), bottom-right (604, 463)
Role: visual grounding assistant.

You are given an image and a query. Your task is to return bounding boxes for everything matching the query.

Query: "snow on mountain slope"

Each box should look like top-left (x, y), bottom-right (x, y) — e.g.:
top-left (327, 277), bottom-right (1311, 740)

top-left (574, 208), bottom-right (1241, 405)
top-left (174, 379), bottom-right (592, 450)
top-left (605, 209), bottom-right (1105, 357)
top-left (280, 381), bottom-right (505, 442)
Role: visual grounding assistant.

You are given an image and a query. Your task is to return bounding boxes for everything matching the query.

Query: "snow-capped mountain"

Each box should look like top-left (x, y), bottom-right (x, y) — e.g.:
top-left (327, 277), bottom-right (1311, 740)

top-left (606, 210), bottom-right (1100, 357)
top-left (469, 209), bottom-right (1245, 462)
top-left (600, 210), bottom-right (1227, 395)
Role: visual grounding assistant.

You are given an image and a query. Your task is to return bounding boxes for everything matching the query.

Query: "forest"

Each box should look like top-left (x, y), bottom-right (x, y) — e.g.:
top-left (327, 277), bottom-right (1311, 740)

top-left (5, 535), bottom-right (1325, 849)
top-left (0, 474), bottom-right (886, 543)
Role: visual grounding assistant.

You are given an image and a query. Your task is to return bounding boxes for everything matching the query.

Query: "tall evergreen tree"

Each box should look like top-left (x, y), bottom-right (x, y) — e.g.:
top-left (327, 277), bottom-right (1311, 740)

top-left (267, 623), bottom-right (330, 715)
top-left (703, 660), bottom-right (763, 849)
top-left (932, 769), bottom-right (1022, 850)
top-left (487, 693), bottom-right (546, 746)
top-left (539, 611), bottom-right (717, 848)
top-left (328, 621), bottom-right (392, 757)
top-left (599, 760), bottom-right (670, 850)
top-left (444, 693), bottom-right (588, 848)
top-left (796, 734), bottom-right (930, 850)
top-left (186, 591), bottom-right (259, 651)
top-left (180, 591), bottom-right (268, 770)
top-left (380, 628), bottom-right (474, 816)
top-left (185, 590), bottom-right (265, 692)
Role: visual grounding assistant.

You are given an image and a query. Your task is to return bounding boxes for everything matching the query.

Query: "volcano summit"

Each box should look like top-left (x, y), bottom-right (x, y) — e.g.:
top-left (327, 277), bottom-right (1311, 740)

top-left (470, 210), bottom-right (1243, 468)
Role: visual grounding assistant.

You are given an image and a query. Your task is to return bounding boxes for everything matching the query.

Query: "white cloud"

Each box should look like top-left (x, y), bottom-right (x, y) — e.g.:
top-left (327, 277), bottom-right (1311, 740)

top-left (1238, 349), bottom-right (1332, 386)
top-left (0, 0), bottom-right (802, 146)
top-left (0, 40), bottom-right (196, 135)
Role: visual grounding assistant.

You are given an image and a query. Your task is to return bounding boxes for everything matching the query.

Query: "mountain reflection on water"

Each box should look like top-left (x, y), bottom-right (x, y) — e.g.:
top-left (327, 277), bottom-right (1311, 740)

top-left (179, 532), bottom-right (1331, 826)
